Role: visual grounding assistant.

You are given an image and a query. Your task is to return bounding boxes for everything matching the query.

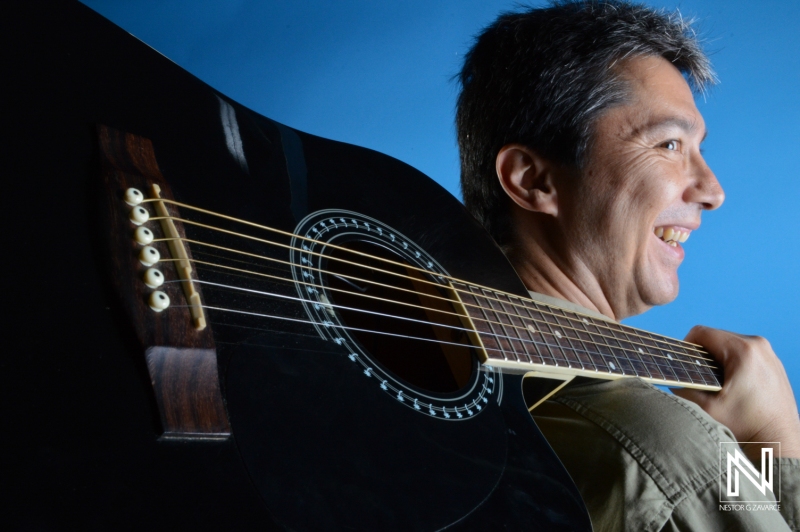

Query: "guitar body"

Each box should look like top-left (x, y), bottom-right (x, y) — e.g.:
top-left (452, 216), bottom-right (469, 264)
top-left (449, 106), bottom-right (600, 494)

top-left (3, 1), bottom-right (590, 530)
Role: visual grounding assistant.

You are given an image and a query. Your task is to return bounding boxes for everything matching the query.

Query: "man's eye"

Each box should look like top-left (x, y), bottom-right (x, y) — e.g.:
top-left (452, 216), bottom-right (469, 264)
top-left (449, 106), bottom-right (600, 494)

top-left (661, 140), bottom-right (680, 151)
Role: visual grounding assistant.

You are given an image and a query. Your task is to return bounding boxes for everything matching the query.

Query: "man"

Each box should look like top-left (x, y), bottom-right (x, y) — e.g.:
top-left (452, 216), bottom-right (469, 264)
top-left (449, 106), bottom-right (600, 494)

top-left (456, 1), bottom-right (800, 530)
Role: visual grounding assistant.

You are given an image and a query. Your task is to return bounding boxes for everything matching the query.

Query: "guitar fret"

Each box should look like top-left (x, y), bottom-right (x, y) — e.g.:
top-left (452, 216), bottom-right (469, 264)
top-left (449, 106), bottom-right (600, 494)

top-left (452, 283), bottom-right (720, 389)
top-left (689, 344), bottom-right (721, 386)
top-left (572, 317), bottom-right (612, 373)
top-left (704, 360), bottom-right (723, 387)
top-left (516, 299), bottom-right (562, 367)
top-left (623, 333), bottom-right (664, 380)
top-left (495, 293), bottom-right (537, 364)
top-left (480, 289), bottom-right (526, 362)
top-left (609, 323), bottom-right (650, 377)
top-left (571, 315), bottom-right (599, 370)
top-left (589, 318), bottom-right (622, 373)
top-left (583, 317), bottom-right (629, 376)
top-left (643, 330), bottom-right (698, 386)
top-left (529, 302), bottom-right (573, 368)
top-left (617, 328), bottom-right (659, 381)
top-left (673, 342), bottom-right (707, 386)
top-left (591, 322), bottom-right (631, 374)
top-left (550, 312), bottom-right (587, 369)
top-left (550, 308), bottom-right (586, 368)
top-left (532, 303), bottom-right (707, 381)
top-left (467, 286), bottom-right (516, 362)
top-left (576, 318), bottom-right (613, 373)
top-left (640, 334), bottom-right (684, 383)
top-left (648, 333), bottom-right (695, 383)
top-left (566, 313), bottom-right (611, 374)
top-left (549, 308), bottom-right (592, 371)
top-left (455, 287), bottom-right (503, 359)
top-left (539, 306), bottom-right (570, 367)
top-left (675, 341), bottom-right (718, 387)
top-left (668, 359), bottom-right (693, 384)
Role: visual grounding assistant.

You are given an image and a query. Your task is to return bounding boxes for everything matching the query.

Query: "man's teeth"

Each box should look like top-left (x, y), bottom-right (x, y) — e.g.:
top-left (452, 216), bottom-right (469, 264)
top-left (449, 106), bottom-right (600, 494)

top-left (654, 227), bottom-right (690, 246)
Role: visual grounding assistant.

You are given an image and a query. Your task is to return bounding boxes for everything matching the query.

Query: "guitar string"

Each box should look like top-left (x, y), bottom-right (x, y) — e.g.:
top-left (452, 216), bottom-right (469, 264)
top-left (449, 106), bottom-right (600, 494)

top-left (172, 278), bottom-right (617, 372)
top-left (139, 194), bottom-right (710, 358)
top-left (196, 302), bottom-right (718, 391)
top-left (168, 244), bottom-right (713, 366)
top-left (165, 259), bottom-right (721, 386)
top-left (189, 264), bottom-right (720, 387)
top-left (148, 219), bottom-right (710, 362)
top-left (141, 197), bottom-right (708, 353)
top-left (183, 254), bottom-right (642, 372)
top-left (146, 222), bottom-right (721, 385)
top-left (150, 211), bottom-right (709, 359)
top-left (169, 276), bottom-right (719, 376)
top-left (152, 226), bottom-right (715, 365)
top-left (160, 250), bottom-right (718, 373)
top-left (168, 299), bottom-right (717, 389)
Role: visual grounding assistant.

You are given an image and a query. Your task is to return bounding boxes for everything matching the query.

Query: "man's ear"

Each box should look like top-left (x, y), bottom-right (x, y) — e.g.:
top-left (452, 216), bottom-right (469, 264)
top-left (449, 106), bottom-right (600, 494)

top-left (495, 144), bottom-right (561, 217)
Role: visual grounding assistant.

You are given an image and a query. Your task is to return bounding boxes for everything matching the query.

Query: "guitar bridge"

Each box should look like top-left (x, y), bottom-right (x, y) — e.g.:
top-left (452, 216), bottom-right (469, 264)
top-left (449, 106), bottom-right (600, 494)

top-left (97, 124), bottom-right (230, 441)
top-left (148, 183), bottom-right (206, 330)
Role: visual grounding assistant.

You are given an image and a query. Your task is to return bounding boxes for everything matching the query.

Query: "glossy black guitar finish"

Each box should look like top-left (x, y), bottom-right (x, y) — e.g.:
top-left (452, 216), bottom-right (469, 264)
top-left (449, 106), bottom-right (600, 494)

top-left (3, 1), bottom-right (591, 530)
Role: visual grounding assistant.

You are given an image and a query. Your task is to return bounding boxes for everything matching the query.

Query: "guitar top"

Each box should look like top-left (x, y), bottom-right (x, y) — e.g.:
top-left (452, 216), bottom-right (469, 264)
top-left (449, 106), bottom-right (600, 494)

top-left (1, 1), bottom-right (599, 530)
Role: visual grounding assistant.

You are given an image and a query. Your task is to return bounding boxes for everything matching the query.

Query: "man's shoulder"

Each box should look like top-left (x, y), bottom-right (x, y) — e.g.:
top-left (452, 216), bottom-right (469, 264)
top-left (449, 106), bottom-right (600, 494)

top-left (532, 378), bottom-right (800, 531)
top-left (534, 378), bottom-right (735, 501)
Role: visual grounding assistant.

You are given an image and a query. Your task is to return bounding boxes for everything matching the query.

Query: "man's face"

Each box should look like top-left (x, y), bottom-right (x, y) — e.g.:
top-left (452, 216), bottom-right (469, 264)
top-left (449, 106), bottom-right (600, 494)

top-left (559, 55), bottom-right (724, 318)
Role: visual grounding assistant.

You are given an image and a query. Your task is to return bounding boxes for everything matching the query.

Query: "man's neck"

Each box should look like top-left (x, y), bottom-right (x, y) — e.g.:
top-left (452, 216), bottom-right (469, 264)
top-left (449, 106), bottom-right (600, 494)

top-left (510, 235), bottom-right (621, 322)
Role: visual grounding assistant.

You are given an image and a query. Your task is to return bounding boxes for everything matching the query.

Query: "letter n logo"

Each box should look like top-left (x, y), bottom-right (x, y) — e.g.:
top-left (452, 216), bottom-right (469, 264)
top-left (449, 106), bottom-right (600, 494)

top-left (719, 442), bottom-right (780, 503)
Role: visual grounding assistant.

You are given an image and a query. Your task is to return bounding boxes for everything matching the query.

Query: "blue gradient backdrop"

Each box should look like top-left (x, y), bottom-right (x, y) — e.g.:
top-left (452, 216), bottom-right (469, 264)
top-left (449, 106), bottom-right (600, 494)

top-left (80, 1), bottom-right (799, 398)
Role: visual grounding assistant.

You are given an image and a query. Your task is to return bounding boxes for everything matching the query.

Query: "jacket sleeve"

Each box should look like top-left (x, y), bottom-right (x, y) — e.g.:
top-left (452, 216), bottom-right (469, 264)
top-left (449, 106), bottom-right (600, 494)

top-left (778, 458), bottom-right (800, 530)
top-left (533, 379), bottom-right (797, 532)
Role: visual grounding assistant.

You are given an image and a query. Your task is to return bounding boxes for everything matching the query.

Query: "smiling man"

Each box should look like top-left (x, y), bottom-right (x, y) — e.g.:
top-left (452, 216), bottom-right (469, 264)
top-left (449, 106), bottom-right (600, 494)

top-left (497, 54), bottom-right (722, 321)
top-left (457, 1), bottom-right (800, 530)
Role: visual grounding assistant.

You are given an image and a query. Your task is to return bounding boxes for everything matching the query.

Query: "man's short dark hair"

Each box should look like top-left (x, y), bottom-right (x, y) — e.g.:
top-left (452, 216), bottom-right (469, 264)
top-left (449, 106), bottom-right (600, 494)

top-left (456, 0), bottom-right (715, 250)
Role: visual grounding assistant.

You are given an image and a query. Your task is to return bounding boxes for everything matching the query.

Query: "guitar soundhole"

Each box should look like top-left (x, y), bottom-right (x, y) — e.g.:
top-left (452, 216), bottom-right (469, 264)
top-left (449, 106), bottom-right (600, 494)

top-left (325, 240), bottom-right (475, 394)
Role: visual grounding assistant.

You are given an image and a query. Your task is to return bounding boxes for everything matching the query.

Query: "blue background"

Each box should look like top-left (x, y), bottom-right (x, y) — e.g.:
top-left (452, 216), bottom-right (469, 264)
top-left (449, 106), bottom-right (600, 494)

top-left (80, 1), bottom-right (799, 397)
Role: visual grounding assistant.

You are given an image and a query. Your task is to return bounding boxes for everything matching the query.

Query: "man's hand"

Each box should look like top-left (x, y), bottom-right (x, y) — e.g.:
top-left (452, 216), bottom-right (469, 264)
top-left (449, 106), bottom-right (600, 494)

top-left (673, 325), bottom-right (800, 462)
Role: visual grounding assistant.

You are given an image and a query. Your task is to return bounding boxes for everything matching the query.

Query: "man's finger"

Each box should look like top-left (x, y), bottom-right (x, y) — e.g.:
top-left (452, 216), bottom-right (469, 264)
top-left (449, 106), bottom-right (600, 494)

top-left (683, 324), bottom-right (727, 354)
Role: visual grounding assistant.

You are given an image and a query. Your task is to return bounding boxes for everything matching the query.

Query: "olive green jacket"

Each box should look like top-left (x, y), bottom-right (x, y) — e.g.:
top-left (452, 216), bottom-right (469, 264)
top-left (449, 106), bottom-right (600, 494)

top-left (524, 291), bottom-right (799, 530)
top-left (533, 378), bottom-right (800, 531)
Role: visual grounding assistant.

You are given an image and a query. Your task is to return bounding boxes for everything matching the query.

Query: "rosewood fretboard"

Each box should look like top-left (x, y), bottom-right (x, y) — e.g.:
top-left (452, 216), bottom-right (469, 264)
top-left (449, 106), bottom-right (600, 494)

top-left (453, 282), bottom-right (723, 391)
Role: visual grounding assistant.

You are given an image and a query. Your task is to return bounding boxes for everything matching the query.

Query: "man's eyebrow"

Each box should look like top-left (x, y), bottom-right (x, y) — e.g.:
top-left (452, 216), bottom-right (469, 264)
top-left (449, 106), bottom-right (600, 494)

top-left (632, 116), bottom-right (708, 141)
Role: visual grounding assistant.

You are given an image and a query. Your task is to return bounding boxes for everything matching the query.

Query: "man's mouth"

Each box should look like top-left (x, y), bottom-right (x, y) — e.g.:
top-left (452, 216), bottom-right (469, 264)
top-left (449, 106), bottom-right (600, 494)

top-left (654, 226), bottom-right (691, 247)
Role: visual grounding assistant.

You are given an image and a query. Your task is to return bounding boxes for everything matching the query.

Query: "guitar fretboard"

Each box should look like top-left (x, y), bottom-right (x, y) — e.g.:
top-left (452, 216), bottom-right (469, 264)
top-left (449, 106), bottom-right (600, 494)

top-left (453, 282), bottom-right (723, 391)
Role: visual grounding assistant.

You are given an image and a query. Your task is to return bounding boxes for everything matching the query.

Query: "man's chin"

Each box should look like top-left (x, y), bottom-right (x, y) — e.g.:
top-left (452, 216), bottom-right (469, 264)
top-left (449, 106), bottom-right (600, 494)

top-left (629, 273), bottom-right (679, 317)
top-left (644, 279), bottom-right (680, 309)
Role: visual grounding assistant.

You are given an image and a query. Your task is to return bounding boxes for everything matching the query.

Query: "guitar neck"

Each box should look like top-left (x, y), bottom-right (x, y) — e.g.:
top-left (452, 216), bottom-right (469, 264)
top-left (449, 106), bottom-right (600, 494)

top-left (452, 282), bottom-right (723, 391)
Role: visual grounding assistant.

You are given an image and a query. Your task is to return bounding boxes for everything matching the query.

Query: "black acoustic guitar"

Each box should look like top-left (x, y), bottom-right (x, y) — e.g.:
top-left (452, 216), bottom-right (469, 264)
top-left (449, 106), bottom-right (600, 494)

top-left (3, 2), bottom-right (721, 530)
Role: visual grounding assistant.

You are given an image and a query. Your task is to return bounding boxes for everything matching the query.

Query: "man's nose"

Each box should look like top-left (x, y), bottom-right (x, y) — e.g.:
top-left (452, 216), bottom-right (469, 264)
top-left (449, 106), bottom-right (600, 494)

top-left (687, 154), bottom-right (725, 210)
